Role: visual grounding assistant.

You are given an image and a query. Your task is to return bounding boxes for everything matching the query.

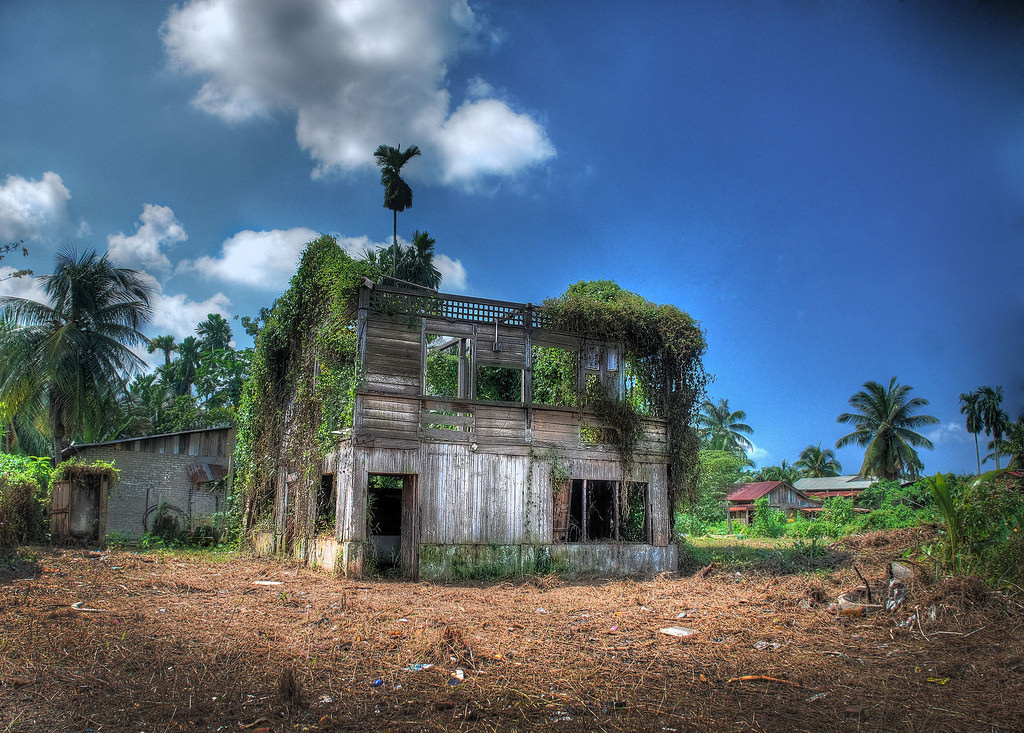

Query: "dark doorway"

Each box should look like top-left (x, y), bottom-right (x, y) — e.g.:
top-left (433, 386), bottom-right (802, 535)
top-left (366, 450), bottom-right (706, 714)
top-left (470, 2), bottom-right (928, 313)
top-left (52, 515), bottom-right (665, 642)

top-left (316, 473), bottom-right (336, 533)
top-left (367, 473), bottom-right (418, 577)
top-left (564, 479), bottom-right (649, 542)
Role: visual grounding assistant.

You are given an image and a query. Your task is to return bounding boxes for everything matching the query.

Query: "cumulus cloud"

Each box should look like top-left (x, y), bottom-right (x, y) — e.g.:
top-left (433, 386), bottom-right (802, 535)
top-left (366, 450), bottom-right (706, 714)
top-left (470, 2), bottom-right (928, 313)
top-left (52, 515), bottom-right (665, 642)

top-left (186, 227), bottom-right (320, 289)
top-left (150, 289), bottom-right (233, 343)
top-left (435, 253), bottom-right (467, 291)
top-left (0, 268), bottom-right (45, 301)
top-left (924, 422), bottom-right (968, 446)
top-left (162, 0), bottom-right (554, 185)
top-left (747, 443), bottom-right (771, 463)
top-left (0, 172), bottom-right (72, 243)
top-left (107, 204), bottom-right (188, 272)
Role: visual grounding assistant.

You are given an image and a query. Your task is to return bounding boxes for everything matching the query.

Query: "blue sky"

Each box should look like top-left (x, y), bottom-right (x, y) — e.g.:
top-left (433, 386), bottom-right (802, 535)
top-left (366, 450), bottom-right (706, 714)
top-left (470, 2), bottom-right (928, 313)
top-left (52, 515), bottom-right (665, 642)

top-left (1, 1), bottom-right (1021, 474)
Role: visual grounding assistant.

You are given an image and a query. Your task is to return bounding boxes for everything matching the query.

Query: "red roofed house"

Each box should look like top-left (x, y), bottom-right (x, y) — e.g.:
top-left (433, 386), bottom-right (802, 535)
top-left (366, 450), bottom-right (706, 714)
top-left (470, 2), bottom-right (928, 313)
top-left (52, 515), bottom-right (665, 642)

top-left (725, 481), bottom-right (821, 531)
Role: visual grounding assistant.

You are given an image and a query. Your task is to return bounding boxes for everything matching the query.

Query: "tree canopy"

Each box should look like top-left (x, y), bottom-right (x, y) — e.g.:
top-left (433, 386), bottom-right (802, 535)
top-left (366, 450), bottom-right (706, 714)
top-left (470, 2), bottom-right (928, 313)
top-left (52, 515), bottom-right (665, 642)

top-left (836, 376), bottom-right (938, 480)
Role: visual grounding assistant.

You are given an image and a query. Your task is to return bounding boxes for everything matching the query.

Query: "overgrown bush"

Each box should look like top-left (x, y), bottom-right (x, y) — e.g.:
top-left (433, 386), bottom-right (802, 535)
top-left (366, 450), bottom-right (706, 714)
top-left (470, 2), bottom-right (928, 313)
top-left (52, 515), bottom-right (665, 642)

top-left (748, 497), bottom-right (786, 538)
top-left (0, 454), bottom-right (50, 549)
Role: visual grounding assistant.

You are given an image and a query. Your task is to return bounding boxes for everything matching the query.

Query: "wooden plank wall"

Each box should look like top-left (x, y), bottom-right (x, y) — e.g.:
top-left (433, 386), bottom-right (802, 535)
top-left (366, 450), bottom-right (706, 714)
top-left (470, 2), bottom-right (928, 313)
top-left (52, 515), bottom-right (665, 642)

top-left (362, 315), bottom-right (421, 395)
top-left (332, 441), bottom-right (672, 548)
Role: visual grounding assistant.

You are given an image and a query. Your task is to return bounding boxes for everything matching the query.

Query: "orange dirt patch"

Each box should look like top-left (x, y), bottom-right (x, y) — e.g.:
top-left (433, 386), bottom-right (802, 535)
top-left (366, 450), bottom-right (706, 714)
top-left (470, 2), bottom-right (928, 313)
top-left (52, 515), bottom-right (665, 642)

top-left (1, 534), bottom-right (1021, 731)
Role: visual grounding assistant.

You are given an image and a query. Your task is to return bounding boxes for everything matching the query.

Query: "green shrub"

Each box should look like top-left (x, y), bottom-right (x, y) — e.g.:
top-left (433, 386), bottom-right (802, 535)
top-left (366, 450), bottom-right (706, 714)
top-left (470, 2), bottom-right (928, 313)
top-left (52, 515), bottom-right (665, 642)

top-left (0, 454), bottom-right (51, 549)
top-left (748, 497), bottom-right (786, 538)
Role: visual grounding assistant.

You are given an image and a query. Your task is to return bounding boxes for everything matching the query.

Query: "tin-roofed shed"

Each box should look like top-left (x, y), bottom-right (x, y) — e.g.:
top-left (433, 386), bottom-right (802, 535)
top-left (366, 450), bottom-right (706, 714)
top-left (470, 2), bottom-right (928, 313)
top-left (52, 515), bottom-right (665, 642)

top-left (725, 480), bottom-right (820, 530)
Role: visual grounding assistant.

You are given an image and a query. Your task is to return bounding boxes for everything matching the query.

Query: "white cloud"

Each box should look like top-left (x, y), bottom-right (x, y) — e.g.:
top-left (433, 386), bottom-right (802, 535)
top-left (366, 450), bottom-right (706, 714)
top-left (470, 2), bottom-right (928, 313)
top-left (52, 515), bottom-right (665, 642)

top-left (162, 0), bottom-right (554, 185)
top-left (747, 443), bottom-right (770, 463)
top-left (435, 253), bottom-right (467, 291)
top-left (0, 268), bottom-right (45, 301)
top-left (0, 172), bottom-right (72, 243)
top-left (107, 204), bottom-right (188, 272)
top-left (435, 99), bottom-right (555, 186)
top-left (186, 227), bottom-right (320, 289)
top-left (150, 289), bottom-right (233, 343)
top-left (924, 421), bottom-right (968, 446)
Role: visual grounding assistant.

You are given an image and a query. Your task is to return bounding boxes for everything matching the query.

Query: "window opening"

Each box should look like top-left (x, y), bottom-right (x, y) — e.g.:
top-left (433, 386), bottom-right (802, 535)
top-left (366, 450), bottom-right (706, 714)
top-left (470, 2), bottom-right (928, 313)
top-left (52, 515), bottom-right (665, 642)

top-left (558, 480), bottom-right (649, 543)
top-left (476, 364), bottom-right (522, 402)
top-left (531, 345), bottom-right (578, 407)
top-left (424, 334), bottom-right (463, 398)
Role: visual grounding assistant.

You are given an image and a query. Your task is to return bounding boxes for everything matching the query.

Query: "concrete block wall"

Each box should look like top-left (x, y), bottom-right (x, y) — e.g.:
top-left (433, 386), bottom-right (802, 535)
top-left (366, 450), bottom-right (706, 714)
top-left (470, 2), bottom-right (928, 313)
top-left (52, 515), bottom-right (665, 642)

top-left (74, 445), bottom-right (229, 540)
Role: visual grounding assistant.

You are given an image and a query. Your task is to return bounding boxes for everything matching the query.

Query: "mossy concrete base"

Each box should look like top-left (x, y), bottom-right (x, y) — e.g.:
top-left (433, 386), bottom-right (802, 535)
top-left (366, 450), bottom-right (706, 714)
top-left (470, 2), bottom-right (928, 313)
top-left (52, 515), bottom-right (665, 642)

top-left (418, 543), bottom-right (677, 580)
top-left (249, 532), bottom-right (677, 580)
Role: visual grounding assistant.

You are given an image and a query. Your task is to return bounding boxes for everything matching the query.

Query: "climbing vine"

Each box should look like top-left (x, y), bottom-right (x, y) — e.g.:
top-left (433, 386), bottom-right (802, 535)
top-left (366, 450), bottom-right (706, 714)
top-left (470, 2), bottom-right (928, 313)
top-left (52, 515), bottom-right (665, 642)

top-left (539, 280), bottom-right (708, 514)
top-left (234, 236), bottom-right (374, 538)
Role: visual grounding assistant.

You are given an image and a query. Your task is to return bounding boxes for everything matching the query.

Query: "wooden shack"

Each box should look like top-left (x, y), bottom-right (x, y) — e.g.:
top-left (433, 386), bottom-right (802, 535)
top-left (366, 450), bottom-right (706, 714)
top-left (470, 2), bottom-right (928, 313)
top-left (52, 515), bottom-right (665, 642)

top-left (725, 480), bottom-right (821, 530)
top-left (266, 281), bottom-right (687, 579)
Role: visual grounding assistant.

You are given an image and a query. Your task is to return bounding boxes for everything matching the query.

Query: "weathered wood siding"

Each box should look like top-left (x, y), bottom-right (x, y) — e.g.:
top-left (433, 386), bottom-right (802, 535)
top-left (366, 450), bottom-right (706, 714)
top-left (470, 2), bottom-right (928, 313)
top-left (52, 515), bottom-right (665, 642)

top-left (362, 315), bottom-right (421, 395)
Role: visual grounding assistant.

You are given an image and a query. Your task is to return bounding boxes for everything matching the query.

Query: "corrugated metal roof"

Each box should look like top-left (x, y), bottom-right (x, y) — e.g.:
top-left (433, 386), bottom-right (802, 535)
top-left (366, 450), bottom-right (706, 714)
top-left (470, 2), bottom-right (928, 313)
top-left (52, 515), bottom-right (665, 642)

top-left (793, 476), bottom-right (876, 492)
top-left (725, 481), bottom-right (785, 502)
top-left (187, 463), bottom-right (229, 485)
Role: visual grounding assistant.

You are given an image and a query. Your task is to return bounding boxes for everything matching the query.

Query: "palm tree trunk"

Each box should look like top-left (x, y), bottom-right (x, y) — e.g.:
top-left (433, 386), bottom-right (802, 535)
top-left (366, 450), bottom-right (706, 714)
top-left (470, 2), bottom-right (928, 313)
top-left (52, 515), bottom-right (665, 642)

top-left (392, 210), bottom-right (398, 276)
top-left (974, 432), bottom-right (981, 474)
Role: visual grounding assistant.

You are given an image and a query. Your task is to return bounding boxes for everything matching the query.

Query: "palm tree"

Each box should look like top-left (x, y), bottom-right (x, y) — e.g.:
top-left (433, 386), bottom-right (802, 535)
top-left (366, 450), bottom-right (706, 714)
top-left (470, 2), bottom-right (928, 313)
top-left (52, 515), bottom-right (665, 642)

top-left (959, 390), bottom-right (984, 474)
top-left (373, 230), bottom-right (443, 289)
top-left (147, 334), bottom-right (178, 366)
top-left (160, 335), bottom-right (201, 397)
top-left (196, 313), bottom-right (232, 353)
top-left (836, 376), bottom-right (938, 480)
top-left (1001, 415), bottom-right (1024, 471)
top-left (0, 249), bottom-right (154, 462)
top-left (373, 143), bottom-right (421, 272)
top-left (697, 398), bottom-right (753, 454)
top-left (794, 443), bottom-right (843, 478)
top-left (752, 460), bottom-right (799, 484)
top-left (977, 385), bottom-right (1009, 469)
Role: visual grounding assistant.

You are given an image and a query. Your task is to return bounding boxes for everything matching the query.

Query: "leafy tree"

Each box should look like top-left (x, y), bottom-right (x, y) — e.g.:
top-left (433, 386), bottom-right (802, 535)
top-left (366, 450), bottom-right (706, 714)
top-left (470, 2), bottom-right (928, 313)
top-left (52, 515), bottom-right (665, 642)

top-left (0, 249), bottom-right (153, 462)
top-left (374, 143), bottom-right (421, 272)
top-left (196, 313), bottom-right (232, 353)
top-left (678, 449), bottom-right (753, 534)
top-left (751, 460), bottom-right (799, 484)
top-left (147, 334), bottom-right (177, 367)
top-left (372, 230), bottom-right (443, 289)
top-left (977, 385), bottom-right (1010, 469)
top-left (1000, 415), bottom-right (1024, 471)
top-left (959, 390), bottom-right (984, 474)
top-left (697, 398), bottom-right (753, 453)
top-left (162, 335), bottom-right (201, 397)
top-left (794, 442), bottom-right (842, 477)
top-left (835, 376), bottom-right (938, 480)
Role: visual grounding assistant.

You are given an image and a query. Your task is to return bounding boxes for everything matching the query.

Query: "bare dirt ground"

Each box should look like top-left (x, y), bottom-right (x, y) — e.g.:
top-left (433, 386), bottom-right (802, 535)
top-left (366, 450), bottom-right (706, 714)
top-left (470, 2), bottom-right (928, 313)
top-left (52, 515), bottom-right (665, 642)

top-left (2, 529), bottom-right (1023, 732)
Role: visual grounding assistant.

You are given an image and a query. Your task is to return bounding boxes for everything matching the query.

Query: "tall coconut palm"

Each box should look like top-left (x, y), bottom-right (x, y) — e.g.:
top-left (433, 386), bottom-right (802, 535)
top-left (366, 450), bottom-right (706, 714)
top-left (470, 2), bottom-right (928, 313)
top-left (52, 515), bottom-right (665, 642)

top-left (373, 143), bottom-right (421, 273)
top-left (959, 390), bottom-right (984, 474)
top-left (794, 443), bottom-right (843, 478)
top-left (836, 376), bottom-right (938, 480)
top-left (977, 385), bottom-right (1009, 469)
top-left (0, 249), bottom-right (154, 462)
top-left (697, 398), bottom-right (753, 454)
top-left (162, 335), bottom-right (201, 397)
top-left (147, 334), bottom-right (178, 366)
top-left (374, 230), bottom-right (443, 289)
top-left (196, 313), bottom-right (232, 353)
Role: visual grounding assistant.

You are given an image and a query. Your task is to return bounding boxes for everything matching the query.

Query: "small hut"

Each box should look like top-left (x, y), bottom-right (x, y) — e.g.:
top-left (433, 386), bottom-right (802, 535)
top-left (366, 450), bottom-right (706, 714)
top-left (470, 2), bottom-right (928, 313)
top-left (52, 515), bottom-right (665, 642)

top-left (725, 481), bottom-right (820, 530)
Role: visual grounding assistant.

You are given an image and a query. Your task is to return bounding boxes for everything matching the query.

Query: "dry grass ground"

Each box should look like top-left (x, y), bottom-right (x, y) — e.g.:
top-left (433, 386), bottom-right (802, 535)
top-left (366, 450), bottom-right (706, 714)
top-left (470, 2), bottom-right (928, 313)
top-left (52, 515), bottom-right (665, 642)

top-left (1, 529), bottom-right (1022, 732)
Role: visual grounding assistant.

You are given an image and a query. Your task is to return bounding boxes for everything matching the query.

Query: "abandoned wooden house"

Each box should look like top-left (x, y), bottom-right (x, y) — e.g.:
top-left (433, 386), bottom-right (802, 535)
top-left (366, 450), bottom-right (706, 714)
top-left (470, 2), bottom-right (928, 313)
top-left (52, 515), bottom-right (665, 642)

top-left (249, 261), bottom-right (705, 580)
top-left (725, 480), bottom-right (821, 530)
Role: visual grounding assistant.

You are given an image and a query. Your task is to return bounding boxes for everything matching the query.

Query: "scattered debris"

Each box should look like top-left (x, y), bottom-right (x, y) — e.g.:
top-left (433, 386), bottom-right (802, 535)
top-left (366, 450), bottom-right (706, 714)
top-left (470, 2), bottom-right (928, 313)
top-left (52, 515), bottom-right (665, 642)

top-left (659, 626), bottom-right (697, 638)
top-left (726, 675), bottom-right (803, 687)
top-left (70, 601), bottom-right (107, 613)
top-left (753, 641), bottom-right (783, 651)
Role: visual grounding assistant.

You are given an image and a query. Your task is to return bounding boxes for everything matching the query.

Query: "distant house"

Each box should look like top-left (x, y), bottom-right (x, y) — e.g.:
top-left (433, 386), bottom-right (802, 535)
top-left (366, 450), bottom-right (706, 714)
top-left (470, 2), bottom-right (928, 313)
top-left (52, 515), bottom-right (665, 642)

top-left (55, 427), bottom-right (234, 543)
top-left (725, 481), bottom-right (821, 530)
top-left (793, 475), bottom-right (877, 503)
